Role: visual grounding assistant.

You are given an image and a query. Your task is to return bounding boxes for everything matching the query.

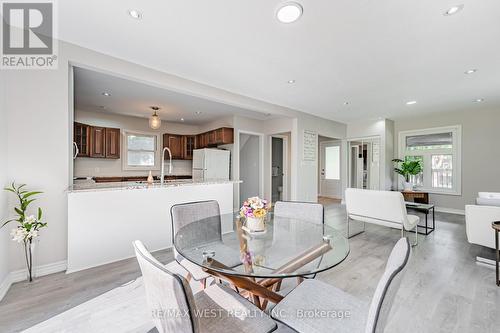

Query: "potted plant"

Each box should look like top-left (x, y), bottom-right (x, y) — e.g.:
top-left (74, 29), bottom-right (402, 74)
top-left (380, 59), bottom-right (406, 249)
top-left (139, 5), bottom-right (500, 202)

top-left (2, 183), bottom-right (47, 282)
top-left (392, 158), bottom-right (422, 191)
top-left (240, 197), bottom-right (271, 232)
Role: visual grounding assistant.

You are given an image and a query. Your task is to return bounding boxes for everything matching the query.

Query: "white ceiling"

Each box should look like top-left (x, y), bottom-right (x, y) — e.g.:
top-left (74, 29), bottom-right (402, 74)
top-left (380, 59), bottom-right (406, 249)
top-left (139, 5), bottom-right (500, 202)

top-left (74, 67), bottom-right (274, 124)
top-left (61, 0), bottom-right (500, 123)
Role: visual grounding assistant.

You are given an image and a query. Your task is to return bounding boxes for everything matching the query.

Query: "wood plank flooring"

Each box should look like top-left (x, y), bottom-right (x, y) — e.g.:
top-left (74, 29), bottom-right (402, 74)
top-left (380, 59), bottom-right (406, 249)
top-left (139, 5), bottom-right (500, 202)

top-left (0, 200), bottom-right (499, 332)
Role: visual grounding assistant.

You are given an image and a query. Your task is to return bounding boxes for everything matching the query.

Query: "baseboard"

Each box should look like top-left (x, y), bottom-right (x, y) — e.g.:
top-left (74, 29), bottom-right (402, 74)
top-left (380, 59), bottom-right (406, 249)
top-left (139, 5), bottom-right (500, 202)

top-left (435, 206), bottom-right (465, 215)
top-left (0, 260), bottom-right (67, 301)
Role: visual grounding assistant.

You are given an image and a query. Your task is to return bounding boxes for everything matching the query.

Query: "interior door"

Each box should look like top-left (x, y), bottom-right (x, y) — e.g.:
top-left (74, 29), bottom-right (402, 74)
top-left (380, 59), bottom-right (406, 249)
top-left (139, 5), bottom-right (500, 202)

top-left (320, 141), bottom-right (341, 198)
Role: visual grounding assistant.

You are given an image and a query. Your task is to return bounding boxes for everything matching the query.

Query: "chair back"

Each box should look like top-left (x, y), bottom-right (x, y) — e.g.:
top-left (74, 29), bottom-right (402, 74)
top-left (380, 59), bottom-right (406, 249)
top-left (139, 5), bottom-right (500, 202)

top-left (170, 200), bottom-right (222, 247)
top-left (365, 237), bottom-right (411, 333)
top-left (345, 188), bottom-right (412, 229)
top-left (133, 240), bottom-right (199, 333)
top-left (274, 201), bottom-right (324, 225)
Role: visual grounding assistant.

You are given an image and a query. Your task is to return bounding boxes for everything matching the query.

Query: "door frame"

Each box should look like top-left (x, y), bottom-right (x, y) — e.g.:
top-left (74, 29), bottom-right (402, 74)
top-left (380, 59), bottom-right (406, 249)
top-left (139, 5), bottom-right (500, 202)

top-left (346, 135), bottom-right (381, 189)
top-left (269, 135), bottom-right (289, 202)
top-left (237, 130), bottom-right (265, 207)
top-left (318, 140), bottom-right (342, 199)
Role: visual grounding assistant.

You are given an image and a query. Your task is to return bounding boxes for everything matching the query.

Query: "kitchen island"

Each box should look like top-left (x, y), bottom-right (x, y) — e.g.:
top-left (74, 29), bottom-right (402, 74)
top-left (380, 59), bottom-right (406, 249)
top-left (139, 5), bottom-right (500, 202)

top-left (67, 179), bottom-right (240, 273)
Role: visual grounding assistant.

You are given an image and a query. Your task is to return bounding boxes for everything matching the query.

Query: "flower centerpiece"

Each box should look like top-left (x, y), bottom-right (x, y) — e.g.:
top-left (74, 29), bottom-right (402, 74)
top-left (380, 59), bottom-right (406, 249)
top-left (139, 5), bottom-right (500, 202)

top-left (240, 197), bottom-right (271, 232)
top-left (2, 183), bottom-right (46, 282)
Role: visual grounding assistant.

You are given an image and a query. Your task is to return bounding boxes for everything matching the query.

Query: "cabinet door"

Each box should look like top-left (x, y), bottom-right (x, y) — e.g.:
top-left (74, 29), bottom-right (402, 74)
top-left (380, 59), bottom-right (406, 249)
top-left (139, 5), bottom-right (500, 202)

top-left (73, 122), bottom-right (90, 157)
top-left (208, 130), bottom-right (216, 145)
top-left (183, 136), bottom-right (196, 160)
top-left (220, 127), bottom-right (234, 144)
top-left (163, 134), bottom-right (184, 159)
top-left (105, 128), bottom-right (120, 159)
top-left (90, 126), bottom-right (106, 158)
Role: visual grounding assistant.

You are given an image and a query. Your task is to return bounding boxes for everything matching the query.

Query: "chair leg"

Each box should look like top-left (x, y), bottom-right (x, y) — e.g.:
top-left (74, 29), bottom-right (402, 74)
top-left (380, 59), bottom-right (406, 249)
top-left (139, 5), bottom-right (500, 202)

top-left (201, 278), bottom-right (207, 289)
top-left (296, 276), bottom-right (304, 285)
top-left (186, 272), bottom-right (192, 282)
top-left (412, 226), bottom-right (418, 247)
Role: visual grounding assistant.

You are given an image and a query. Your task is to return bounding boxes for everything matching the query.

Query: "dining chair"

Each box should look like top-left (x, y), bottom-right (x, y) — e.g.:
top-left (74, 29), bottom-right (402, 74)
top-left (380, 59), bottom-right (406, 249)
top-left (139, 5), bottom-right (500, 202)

top-left (170, 200), bottom-right (241, 289)
top-left (274, 201), bottom-right (324, 284)
top-left (271, 237), bottom-right (412, 333)
top-left (133, 240), bottom-right (278, 333)
top-left (274, 201), bottom-right (324, 224)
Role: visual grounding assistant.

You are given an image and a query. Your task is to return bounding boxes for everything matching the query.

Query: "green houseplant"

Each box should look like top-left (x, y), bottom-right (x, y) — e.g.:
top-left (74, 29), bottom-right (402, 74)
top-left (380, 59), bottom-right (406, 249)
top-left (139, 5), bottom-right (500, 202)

top-left (2, 183), bottom-right (46, 282)
top-left (392, 158), bottom-right (422, 191)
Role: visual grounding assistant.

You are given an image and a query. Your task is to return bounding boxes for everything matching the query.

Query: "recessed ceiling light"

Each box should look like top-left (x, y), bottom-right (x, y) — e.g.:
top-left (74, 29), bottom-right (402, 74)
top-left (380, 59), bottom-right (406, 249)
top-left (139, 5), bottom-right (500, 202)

top-left (406, 100), bottom-right (417, 105)
top-left (276, 2), bottom-right (303, 23)
top-left (474, 98), bottom-right (484, 103)
top-left (343, 101), bottom-right (349, 106)
top-left (195, 111), bottom-right (202, 115)
top-left (102, 92), bottom-right (111, 97)
top-left (180, 118), bottom-right (185, 121)
top-left (444, 4), bottom-right (464, 16)
top-left (128, 9), bottom-right (142, 19)
top-left (464, 69), bottom-right (477, 74)
top-left (287, 79), bottom-right (296, 84)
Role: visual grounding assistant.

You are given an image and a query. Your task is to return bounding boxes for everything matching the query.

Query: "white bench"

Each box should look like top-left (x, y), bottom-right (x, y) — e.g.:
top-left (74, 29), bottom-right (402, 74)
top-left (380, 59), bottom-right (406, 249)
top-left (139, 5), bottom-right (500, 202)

top-left (345, 188), bottom-right (419, 245)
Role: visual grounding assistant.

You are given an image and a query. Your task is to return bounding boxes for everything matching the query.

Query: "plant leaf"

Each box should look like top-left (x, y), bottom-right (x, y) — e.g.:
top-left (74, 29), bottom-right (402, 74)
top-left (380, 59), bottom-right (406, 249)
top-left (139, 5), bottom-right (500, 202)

top-left (22, 191), bottom-right (42, 200)
top-left (1, 219), bottom-right (17, 228)
top-left (38, 207), bottom-right (42, 221)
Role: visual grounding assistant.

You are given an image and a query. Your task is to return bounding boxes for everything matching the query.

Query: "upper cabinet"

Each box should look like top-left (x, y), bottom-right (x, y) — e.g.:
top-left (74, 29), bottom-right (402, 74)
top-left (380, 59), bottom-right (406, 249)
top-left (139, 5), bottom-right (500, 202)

top-left (183, 135), bottom-right (196, 160)
top-left (163, 134), bottom-right (184, 159)
top-left (74, 122), bottom-right (120, 159)
top-left (105, 128), bottom-right (121, 159)
top-left (74, 122), bottom-right (90, 157)
top-left (196, 127), bottom-right (233, 149)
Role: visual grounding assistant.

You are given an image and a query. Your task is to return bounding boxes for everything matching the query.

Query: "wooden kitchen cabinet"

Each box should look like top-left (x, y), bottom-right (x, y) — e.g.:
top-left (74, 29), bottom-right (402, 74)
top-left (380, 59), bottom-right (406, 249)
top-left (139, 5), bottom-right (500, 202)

top-left (163, 134), bottom-right (184, 159)
top-left (74, 122), bottom-right (90, 157)
top-left (105, 128), bottom-right (120, 159)
top-left (183, 135), bottom-right (196, 160)
top-left (89, 126), bottom-right (106, 158)
top-left (215, 127), bottom-right (233, 145)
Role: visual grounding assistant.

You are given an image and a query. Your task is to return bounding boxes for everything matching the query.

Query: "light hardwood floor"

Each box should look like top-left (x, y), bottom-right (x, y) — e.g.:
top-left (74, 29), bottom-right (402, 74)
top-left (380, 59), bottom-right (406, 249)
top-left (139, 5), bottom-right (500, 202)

top-left (0, 200), bottom-right (499, 332)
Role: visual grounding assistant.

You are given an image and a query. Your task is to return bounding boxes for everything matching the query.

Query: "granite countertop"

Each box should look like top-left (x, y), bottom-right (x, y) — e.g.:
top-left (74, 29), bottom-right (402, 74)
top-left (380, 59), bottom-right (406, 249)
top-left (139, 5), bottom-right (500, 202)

top-left (68, 179), bottom-right (241, 193)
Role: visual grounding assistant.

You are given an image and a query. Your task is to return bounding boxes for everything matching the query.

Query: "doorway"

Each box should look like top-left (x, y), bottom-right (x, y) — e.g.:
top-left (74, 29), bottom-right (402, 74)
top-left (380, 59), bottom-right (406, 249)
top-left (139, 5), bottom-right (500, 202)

top-left (239, 132), bottom-right (263, 204)
top-left (348, 137), bottom-right (381, 190)
top-left (319, 138), bottom-right (342, 199)
top-left (270, 136), bottom-right (289, 202)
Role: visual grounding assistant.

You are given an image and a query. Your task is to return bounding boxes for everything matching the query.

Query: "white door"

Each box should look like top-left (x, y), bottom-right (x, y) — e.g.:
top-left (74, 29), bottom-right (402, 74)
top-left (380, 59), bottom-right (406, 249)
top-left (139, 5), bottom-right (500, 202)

top-left (320, 141), bottom-right (341, 198)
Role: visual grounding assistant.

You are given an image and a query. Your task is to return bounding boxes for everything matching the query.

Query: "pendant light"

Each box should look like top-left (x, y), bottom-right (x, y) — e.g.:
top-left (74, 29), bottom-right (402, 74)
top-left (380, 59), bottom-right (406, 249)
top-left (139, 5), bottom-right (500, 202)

top-left (149, 106), bottom-right (161, 130)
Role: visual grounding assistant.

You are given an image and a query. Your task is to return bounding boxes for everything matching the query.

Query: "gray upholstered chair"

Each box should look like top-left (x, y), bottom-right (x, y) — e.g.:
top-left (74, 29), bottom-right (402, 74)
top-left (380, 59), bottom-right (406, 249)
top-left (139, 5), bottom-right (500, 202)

top-left (134, 240), bottom-right (278, 333)
top-left (271, 237), bottom-right (411, 333)
top-left (274, 201), bottom-right (324, 224)
top-left (274, 201), bottom-right (324, 283)
top-left (170, 200), bottom-right (241, 288)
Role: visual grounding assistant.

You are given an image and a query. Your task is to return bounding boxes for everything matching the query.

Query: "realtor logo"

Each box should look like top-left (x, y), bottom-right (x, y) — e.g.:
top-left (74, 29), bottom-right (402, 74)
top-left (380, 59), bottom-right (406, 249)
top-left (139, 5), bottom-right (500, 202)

top-left (1, 1), bottom-right (57, 69)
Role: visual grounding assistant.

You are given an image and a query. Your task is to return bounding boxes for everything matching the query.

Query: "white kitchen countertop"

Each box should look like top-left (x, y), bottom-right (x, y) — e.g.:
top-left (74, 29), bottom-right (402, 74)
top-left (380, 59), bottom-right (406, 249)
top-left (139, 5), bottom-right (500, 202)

top-left (68, 179), bottom-right (242, 193)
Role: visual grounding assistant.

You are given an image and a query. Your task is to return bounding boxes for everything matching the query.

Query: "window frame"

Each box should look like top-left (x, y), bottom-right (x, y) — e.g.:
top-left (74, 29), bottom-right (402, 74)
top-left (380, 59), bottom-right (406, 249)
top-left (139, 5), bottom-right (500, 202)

top-left (398, 125), bottom-right (461, 195)
top-left (122, 130), bottom-right (161, 171)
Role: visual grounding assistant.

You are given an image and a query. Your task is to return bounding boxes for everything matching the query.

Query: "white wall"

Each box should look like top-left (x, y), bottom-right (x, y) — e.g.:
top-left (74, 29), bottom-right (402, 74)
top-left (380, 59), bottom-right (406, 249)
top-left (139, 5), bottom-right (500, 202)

top-left (74, 110), bottom-right (197, 177)
top-left (0, 72), bottom-right (10, 298)
top-left (394, 108), bottom-right (500, 211)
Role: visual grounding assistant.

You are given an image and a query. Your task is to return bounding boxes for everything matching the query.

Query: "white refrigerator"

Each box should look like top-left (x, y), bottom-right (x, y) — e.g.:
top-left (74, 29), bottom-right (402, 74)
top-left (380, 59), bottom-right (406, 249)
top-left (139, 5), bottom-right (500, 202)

top-left (192, 149), bottom-right (231, 180)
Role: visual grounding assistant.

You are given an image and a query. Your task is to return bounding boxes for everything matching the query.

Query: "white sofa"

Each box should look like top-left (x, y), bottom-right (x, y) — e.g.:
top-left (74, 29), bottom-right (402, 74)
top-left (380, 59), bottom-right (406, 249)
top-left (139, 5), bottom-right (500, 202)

top-left (476, 192), bottom-right (500, 207)
top-left (465, 193), bottom-right (500, 251)
top-left (345, 188), bottom-right (419, 245)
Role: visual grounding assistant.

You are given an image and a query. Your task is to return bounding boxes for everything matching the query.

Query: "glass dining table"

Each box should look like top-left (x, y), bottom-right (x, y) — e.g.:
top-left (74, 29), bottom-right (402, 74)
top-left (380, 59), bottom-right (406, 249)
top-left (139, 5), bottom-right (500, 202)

top-left (174, 212), bottom-right (349, 309)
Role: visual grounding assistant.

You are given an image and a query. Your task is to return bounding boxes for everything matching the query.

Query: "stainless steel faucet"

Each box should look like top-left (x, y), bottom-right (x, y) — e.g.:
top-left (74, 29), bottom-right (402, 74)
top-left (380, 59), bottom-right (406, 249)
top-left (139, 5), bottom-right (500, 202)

top-left (160, 147), bottom-right (173, 185)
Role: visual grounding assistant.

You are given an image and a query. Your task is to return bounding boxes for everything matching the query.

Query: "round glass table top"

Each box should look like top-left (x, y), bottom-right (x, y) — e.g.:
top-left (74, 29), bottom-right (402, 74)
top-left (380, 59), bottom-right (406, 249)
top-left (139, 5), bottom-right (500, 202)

top-left (174, 212), bottom-right (349, 279)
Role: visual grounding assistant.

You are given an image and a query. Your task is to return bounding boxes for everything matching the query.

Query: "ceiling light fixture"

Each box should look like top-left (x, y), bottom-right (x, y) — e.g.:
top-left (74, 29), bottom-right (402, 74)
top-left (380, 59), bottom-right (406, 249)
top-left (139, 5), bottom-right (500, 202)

top-left (276, 2), bottom-right (303, 23)
top-left (287, 79), bottom-right (296, 84)
top-left (343, 101), bottom-right (349, 106)
top-left (128, 9), bottom-right (142, 19)
top-left (149, 106), bottom-right (161, 130)
top-left (195, 111), bottom-right (202, 115)
top-left (406, 100), bottom-right (417, 105)
top-left (474, 98), bottom-right (484, 103)
top-left (180, 118), bottom-right (185, 121)
top-left (444, 4), bottom-right (464, 16)
top-left (102, 92), bottom-right (111, 97)
top-left (464, 69), bottom-right (477, 74)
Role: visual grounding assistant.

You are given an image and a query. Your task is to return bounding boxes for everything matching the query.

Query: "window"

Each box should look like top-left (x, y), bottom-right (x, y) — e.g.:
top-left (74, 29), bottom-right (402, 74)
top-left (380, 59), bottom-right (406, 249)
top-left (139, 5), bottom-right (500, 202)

top-left (399, 126), bottom-right (461, 195)
top-left (325, 146), bottom-right (340, 180)
top-left (123, 132), bottom-right (159, 170)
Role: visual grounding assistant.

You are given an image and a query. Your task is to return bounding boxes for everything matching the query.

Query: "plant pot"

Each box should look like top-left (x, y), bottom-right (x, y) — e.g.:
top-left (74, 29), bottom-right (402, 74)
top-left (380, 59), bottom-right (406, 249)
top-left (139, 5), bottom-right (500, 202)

top-left (246, 216), bottom-right (266, 232)
top-left (403, 181), bottom-right (413, 191)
